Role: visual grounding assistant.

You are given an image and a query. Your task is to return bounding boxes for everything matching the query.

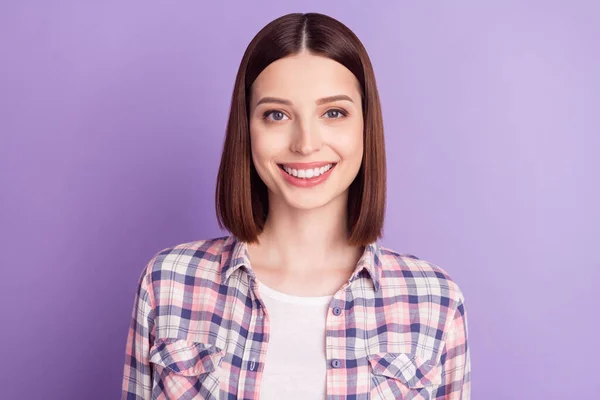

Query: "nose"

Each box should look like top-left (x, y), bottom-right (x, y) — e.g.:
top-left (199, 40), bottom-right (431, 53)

top-left (290, 120), bottom-right (322, 155)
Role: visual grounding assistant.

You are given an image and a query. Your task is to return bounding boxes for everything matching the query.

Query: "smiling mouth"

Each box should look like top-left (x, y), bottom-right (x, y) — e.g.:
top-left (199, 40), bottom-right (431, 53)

top-left (277, 163), bottom-right (337, 179)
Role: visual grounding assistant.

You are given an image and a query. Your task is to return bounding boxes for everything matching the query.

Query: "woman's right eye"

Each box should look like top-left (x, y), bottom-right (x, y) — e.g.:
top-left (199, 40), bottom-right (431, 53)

top-left (263, 110), bottom-right (289, 122)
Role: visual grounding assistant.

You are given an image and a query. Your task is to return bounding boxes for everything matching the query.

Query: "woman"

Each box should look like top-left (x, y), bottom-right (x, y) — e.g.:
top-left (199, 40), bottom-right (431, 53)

top-left (122, 12), bottom-right (470, 400)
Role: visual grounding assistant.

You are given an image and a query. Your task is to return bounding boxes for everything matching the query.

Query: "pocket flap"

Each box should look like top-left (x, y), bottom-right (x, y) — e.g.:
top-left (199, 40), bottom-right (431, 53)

top-left (149, 338), bottom-right (224, 377)
top-left (368, 353), bottom-right (441, 388)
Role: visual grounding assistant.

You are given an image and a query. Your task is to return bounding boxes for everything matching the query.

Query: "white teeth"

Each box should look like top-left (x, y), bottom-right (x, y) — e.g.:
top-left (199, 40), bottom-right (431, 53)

top-left (281, 163), bottom-right (335, 179)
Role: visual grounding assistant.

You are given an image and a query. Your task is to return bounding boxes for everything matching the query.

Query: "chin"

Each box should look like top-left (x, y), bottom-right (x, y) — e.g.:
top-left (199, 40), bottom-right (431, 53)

top-left (280, 190), bottom-right (342, 211)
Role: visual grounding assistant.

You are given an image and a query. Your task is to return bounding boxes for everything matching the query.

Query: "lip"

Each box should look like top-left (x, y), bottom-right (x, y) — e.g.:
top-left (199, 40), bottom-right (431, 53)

top-left (278, 163), bottom-right (337, 188)
top-left (278, 161), bottom-right (337, 169)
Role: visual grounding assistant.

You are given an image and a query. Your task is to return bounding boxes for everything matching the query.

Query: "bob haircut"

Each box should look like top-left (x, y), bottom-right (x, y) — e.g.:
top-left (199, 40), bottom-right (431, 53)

top-left (215, 12), bottom-right (386, 246)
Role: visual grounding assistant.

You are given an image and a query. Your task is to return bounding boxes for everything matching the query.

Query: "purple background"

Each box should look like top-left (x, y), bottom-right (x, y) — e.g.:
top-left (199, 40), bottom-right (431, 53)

top-left (1, 1), bottom-right (598, 399)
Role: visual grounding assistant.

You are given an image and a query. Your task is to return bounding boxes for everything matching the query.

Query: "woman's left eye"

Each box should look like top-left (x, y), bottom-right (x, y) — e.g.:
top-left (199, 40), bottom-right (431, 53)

top-left (324, 109), bottom-right (347, 119)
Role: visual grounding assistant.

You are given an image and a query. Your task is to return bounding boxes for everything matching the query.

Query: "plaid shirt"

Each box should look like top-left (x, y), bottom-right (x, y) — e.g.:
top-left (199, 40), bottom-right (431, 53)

top-left (121, 235), bottom-right (470, 399)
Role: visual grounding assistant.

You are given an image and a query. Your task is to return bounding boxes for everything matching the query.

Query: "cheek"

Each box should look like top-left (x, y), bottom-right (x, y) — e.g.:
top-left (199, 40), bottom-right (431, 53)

top-left (249, 133), bottom-right (273, 187)
top-left (249, 126), bottom-right (287, 167)
top-left (249, 124), bottom-right (270, 163)
top-left (335, 126), bottom-right (364, 161)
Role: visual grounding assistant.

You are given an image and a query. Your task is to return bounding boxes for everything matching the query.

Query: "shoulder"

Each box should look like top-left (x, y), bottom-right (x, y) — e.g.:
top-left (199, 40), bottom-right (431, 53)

top-left (140, 235), bottom-right (232, 286)
top-left (378, 245), bottom-right (466, 307)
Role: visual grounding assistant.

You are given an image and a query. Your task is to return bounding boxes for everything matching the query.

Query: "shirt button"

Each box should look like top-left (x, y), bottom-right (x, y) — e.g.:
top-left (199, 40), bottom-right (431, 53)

top-left (332, 306), bottom-right (342, 316)
top-left (331, 359), bottom-right (341, 368)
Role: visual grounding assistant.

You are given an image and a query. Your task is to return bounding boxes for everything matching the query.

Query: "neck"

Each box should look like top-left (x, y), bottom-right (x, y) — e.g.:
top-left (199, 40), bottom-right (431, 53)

top-left (250, 191), bottom-right (361, 272)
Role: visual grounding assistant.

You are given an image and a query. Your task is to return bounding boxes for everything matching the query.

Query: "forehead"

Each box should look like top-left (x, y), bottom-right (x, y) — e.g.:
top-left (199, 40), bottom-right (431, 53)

top-left (250, 52), bottom-right (361, 104)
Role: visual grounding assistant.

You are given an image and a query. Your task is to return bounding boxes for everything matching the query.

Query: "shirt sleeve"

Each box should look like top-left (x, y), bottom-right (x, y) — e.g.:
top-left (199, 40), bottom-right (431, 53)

top-left (434, 299), bottom-right (471, 399)
top-left (121, 265), bottom-right (156, 400)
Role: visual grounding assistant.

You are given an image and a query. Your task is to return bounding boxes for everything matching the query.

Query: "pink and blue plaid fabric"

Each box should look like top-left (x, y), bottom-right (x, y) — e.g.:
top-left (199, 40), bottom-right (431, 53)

top-left (121, 235), bottom-right (470, 399)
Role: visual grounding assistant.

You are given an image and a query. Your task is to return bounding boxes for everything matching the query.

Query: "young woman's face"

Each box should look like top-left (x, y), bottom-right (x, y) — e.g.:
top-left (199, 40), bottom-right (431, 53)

top-left (249, 51), bottom-right (364, 211)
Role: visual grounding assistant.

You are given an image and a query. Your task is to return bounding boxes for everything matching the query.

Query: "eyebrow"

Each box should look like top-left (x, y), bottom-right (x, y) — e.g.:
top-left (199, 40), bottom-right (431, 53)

top-left (255, 94), bottom-right (354, 107)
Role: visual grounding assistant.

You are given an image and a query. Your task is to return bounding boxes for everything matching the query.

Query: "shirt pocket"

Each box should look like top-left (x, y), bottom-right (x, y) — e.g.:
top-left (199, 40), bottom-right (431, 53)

top-left (367, 352), bottom-right (441, 400)
top-left (149, 338), bottom-right (225, 400)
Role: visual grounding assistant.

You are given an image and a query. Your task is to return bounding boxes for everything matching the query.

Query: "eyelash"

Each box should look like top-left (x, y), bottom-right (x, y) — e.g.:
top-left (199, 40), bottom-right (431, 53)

top-left (262, 108), bottom-right (348, 122)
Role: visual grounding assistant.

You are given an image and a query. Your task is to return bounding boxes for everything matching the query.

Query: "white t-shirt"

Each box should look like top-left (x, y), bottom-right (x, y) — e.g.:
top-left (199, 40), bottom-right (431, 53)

top-left (256, 279), bottom-right (333, 400)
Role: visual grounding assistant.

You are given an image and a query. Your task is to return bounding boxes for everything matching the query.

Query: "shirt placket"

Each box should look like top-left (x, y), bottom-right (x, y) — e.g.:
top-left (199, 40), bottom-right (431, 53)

top-left (325, 282), bottom-right (352, 399)
top-left (237, 273), bottom-right (270, 399)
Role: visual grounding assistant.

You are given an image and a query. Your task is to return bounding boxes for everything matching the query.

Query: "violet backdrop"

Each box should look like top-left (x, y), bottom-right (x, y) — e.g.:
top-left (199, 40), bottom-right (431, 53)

top-left (1, 1), bottom-right (598, 399)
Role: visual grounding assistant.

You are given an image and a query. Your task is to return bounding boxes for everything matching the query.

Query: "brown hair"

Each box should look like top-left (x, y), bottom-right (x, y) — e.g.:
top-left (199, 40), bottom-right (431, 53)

top-left (215, 12), bottom-right (386, 246)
